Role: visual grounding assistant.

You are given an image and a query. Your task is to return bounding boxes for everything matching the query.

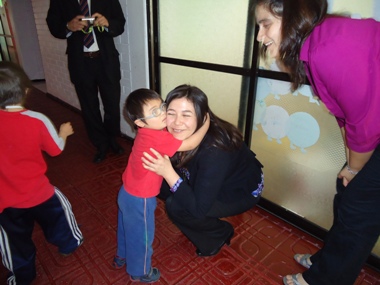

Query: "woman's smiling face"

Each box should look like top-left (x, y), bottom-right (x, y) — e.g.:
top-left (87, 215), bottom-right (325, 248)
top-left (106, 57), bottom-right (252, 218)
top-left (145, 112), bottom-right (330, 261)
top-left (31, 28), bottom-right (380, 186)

top-left (166, 97), bottom-right (198, 141)
top-left (255, 4), bottom-right (282, 59)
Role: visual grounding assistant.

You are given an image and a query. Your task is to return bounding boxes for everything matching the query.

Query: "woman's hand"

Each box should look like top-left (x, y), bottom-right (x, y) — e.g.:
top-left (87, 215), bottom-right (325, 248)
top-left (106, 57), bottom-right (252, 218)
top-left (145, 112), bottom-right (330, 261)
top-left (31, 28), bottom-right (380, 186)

top-left (338, 167), bottom-right (356, 187)
top-left (338, 144), bottom-right (373, 186)
top-left (142, 148), bottom-right (181, 187)
top-left (142, 148), bottom-right (172, 176)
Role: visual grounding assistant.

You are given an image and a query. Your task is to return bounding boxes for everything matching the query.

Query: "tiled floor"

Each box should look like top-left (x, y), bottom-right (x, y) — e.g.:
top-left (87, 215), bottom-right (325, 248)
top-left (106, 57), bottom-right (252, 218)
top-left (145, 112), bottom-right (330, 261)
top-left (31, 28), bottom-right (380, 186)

top-left (1, 86), bottom-right (380, 284)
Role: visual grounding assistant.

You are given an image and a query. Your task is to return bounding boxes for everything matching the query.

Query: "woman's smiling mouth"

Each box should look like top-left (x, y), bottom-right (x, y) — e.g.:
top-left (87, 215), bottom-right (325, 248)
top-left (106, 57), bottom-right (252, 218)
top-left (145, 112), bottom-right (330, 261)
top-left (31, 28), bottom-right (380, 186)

top-left (264, 41), bottom-right (273, 47)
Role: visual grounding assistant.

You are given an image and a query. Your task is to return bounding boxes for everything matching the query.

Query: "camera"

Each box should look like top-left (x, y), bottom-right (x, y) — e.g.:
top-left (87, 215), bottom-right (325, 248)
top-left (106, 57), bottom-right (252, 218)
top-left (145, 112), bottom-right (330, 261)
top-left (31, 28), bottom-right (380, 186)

top-left (81, 17), bottom-right (95, 21)
top-left (81, 17), bottom-right (95, 25)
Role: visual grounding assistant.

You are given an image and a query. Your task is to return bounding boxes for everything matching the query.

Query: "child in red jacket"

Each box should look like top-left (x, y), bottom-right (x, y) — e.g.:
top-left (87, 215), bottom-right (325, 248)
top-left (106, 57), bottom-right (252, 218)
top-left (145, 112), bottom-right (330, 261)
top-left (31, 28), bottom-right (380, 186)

top-left (0, 61), bottom-right (83, 284)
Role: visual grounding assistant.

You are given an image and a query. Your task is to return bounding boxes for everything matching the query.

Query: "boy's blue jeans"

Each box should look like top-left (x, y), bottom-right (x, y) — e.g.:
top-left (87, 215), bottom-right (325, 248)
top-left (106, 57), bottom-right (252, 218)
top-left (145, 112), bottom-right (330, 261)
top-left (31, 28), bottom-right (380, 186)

top-left (116, 185), bottom-right (156, 276)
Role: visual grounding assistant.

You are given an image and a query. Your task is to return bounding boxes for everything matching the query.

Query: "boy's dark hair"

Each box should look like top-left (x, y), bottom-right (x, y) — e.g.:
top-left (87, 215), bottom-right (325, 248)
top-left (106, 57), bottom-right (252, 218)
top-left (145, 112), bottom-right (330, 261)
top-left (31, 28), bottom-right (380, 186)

top-left (0, 61), bottom-right (32, 109)
top-left (125, 88), bottom-right (162, 125)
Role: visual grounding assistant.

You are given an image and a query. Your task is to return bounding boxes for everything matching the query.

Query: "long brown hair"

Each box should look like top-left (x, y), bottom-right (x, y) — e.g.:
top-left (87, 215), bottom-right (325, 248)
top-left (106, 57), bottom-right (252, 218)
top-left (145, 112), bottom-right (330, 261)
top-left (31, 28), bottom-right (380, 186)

top-left (165, 85), bottom-right (243, 167)
top-left (256, 0), bottom-right (327, 91)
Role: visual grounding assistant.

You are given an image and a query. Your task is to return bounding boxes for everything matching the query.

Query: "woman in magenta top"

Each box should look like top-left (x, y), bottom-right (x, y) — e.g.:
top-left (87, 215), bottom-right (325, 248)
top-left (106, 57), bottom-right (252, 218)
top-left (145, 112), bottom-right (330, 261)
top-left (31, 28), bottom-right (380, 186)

top-left (255, 1), bottom-right (380, 285)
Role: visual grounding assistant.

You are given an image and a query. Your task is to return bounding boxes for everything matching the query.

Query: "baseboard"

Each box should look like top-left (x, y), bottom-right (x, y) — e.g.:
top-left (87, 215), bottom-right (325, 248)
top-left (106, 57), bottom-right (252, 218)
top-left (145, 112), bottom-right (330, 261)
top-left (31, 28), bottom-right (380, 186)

top-left (46, 92), bottom-right (81, 114)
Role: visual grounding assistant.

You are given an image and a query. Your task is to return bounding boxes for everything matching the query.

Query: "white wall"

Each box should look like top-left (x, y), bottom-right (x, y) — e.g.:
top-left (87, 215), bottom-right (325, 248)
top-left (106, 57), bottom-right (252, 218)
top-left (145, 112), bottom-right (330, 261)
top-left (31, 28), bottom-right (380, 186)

top-left (7, 0), bottom-right (45, 80)
top-left (31, 0), bottom-right (149, 137)
top-left (120, 0), bottom-right (150, 136)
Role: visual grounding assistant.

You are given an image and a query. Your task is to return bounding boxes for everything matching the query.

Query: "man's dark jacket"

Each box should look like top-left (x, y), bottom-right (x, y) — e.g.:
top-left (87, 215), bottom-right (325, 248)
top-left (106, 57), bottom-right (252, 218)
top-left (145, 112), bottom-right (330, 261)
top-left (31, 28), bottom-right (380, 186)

top-left (46, 0), bottom-right (126, 85)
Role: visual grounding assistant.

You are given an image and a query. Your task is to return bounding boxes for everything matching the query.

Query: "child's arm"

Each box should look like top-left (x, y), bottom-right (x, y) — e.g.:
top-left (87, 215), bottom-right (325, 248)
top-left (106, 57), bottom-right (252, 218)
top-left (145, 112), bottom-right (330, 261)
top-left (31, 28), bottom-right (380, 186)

top-left (59, 122), bottom-right (74, 146)
top-left (178, 113), bottom-right (210, 151)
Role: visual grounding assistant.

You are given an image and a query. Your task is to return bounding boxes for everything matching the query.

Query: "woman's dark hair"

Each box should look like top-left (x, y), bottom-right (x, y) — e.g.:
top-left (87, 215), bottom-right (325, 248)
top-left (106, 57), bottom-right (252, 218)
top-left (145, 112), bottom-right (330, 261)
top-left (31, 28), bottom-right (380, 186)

top-left (0, 61), bottom-right (32, 109)
top-left (125, 88), bottom-right (162, 125)
top-left (165, 84), bottom-right (243, 167)
top-left (256, 0), bottom-right (327, 91)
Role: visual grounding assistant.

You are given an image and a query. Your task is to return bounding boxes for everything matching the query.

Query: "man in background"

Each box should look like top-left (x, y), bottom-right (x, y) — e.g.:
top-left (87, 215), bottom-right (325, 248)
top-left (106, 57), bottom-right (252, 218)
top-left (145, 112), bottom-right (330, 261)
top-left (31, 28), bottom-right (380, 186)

top-left (46, 0), bottom-right (126, 163)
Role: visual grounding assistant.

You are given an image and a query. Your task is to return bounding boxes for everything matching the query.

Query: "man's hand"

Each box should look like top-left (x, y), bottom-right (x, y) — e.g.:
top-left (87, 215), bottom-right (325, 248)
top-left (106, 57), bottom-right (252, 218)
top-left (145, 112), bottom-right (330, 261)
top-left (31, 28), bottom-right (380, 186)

top-left (92, 13), bottom-right (109, 28)
top-left (66, 15), bottom-right (88, 32)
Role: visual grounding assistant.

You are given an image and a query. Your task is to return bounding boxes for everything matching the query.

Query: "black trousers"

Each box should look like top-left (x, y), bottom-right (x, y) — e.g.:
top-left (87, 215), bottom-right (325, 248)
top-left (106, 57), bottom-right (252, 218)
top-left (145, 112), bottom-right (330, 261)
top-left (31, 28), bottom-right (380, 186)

top-left (164, 191), bottom-right (260, 255)
top-left (303, 145), bottom-right (380, 285)
top-left (74, 56), bottom-right (121, 151)
top-left (0, 188), bottom-right (83, 285)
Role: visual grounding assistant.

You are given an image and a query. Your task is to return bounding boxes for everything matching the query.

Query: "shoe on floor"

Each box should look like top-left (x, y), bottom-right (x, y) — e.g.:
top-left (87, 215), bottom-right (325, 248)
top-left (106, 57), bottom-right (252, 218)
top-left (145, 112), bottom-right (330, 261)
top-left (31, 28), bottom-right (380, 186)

top-left (283, 274), bottom-right (302, 285)
top-left (109, 139), bottom-right (124, 155)
top-left (294, 253), bottom-right (312, 269)
top-left (112, 255), bottom-right (126, 269)
top-left (93, 150), bottom-right (106, 163)
top-left (130, 267), bottom-right (160, 283)
top-left (196, 228), bottom-right (234, 257)
top-left (59, 239), bottom-right (84, 257)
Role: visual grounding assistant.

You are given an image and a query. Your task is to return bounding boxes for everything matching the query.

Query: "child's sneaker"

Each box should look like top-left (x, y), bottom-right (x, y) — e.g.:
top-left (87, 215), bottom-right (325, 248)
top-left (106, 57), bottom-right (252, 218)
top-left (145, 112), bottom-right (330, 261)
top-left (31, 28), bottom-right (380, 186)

top-left (59, 239), bottom-right (84, 257)
top-left (112, 255), bottom-right (126, 269)
top-left (130, 267), bottom-right (160, 283)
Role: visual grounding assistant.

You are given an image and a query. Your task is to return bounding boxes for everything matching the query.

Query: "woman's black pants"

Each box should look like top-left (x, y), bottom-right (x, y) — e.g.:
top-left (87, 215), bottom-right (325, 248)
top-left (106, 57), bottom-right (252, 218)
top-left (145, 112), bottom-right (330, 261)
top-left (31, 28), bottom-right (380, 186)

top-left (303, 145), bottom-right (380, 285)
top-left (165, 193), bottom-right (259, 255)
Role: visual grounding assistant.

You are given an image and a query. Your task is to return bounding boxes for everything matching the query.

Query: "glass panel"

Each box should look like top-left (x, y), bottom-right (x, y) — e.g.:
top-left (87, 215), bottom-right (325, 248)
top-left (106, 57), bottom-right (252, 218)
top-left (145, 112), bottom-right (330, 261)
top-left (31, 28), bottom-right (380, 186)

top-left (160, 63), bottom-right (244, 127)
top-left (0, 37), bottom-right (9, 61)
top-left (328, 0), bottom-right (375, 18)
top-left (251, 77), bottom-right (346, 229)
top-left (159, 0), bottom-right (252, 67)
top-left (0, 6), bottom-right (16, 63)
